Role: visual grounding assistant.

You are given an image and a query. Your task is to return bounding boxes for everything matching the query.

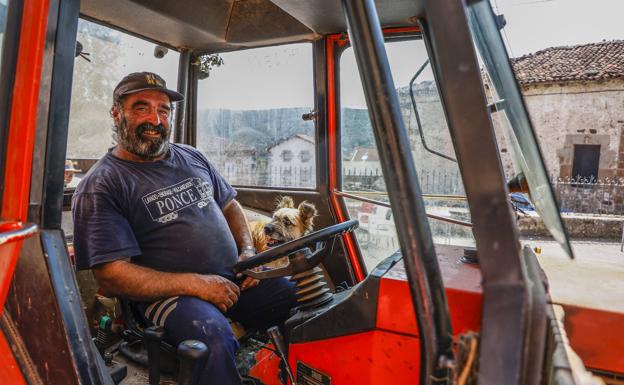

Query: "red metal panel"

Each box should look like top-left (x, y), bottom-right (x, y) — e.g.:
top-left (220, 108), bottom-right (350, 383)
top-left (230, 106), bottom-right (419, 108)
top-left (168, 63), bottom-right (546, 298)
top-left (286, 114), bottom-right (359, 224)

top-left (289, 330), bottom-right (420, 385)
top-left (562, 304), bottom-right (624, 375)
top-left (0, 0), bottom-right (50, 309)
top-left (377, 248), bottom-right (482, 336)
top-left (0, 0), bottom-right (50, 303)
top-left (249, 344), bottom-right (282, 385)
top-left (0, 240), bottom-right (21, 310)
top-left (1, 0), bottom-right (50, 221)
top-left (0, 329), bottom-right (27, 385)
top-left (0, 2), bottom-right (50, 382)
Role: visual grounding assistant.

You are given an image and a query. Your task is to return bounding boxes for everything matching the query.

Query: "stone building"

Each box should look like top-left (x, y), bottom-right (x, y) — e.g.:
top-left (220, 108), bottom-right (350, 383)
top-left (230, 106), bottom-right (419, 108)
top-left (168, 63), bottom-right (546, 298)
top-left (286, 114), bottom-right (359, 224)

top-left (510, 40), bottom-right (624, 181)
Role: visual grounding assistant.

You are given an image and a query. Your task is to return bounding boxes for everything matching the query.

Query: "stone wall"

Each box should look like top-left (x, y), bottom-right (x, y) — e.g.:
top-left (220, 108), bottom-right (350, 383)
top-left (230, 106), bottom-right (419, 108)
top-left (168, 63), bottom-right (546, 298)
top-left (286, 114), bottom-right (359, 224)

top-left (518, 214), bottom-right (623, 239)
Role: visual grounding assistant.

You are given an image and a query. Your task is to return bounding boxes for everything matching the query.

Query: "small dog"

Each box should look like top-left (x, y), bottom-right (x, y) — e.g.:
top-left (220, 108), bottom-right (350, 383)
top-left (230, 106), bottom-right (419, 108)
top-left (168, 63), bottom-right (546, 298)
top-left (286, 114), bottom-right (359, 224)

top-left (249, 196), bottom-right (317, 253)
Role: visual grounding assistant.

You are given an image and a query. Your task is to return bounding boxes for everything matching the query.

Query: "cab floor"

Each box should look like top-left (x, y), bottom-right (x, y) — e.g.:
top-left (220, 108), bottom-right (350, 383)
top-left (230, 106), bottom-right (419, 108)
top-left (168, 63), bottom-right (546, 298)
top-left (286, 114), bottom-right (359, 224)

top-left (110, 336), bottom-right (267, 384)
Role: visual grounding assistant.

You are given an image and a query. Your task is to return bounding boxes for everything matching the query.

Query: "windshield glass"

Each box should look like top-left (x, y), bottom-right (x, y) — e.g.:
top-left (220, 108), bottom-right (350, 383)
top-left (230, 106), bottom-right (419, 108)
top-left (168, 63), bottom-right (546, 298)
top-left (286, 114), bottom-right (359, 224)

top-left (467, 2), bottom-right (573, 258)
top-left (340, 38), bottom-right (474, 272)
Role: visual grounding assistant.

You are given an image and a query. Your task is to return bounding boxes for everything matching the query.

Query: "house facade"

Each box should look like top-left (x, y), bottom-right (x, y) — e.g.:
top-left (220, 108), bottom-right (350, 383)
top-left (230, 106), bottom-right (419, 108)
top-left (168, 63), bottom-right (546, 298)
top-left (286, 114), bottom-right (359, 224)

top-left (267, 134), bottom-right (315, 188)
top-left (509, 40), bottom-right (624, 181)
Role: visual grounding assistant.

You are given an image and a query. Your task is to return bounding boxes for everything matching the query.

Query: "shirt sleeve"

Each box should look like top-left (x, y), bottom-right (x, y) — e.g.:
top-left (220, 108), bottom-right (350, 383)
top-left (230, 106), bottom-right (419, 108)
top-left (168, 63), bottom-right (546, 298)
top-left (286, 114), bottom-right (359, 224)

top-left (72, 192), bottom-right (141, 270)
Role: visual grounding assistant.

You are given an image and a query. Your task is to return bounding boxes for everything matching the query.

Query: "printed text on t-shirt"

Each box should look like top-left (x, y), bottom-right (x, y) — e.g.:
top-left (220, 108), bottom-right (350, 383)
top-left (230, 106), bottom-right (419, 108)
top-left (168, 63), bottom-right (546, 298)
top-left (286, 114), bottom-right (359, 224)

top-left (142, 178), bottom-right (214, 223)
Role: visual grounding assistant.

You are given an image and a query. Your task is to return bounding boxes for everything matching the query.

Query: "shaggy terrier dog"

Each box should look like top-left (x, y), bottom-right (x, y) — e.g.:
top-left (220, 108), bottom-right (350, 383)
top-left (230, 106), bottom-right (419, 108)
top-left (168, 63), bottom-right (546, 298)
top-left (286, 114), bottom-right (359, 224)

top-left (249, 196), bottom-right (317, 253)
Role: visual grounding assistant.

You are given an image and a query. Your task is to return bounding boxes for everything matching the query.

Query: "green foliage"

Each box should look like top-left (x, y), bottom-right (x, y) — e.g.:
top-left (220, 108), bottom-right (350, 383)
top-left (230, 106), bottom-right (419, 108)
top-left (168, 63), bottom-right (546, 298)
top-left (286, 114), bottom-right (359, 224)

top-left (197, 54), bottom-right (224, 80)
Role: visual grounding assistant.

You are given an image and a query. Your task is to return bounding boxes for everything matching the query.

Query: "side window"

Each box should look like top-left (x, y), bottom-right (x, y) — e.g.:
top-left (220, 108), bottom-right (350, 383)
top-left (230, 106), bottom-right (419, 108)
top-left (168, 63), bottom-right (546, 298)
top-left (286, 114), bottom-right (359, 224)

top-left (66, 19), bottom-right (179, 182)
top-left (62, 19), bottom-right (179, 235)
top-left (340, 38), bottom-right (474, 271)
top-left (197, 43), bottom-right (315, 188)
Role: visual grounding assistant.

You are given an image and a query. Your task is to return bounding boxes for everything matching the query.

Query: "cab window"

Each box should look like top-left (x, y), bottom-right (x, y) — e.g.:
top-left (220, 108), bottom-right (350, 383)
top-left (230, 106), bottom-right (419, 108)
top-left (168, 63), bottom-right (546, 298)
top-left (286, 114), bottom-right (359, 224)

top-left (63, 19), bottom-right (180, 235)
top-left (339, 37), bottom-right (474, 271)
top-left (196, 43), bottom-right (315, 188)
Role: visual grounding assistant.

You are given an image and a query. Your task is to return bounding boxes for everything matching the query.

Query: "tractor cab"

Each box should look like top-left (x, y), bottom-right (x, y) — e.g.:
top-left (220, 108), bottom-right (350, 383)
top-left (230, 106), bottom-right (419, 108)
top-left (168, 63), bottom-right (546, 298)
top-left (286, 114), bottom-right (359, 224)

top-left (0, 0), bottom-right (621, 384)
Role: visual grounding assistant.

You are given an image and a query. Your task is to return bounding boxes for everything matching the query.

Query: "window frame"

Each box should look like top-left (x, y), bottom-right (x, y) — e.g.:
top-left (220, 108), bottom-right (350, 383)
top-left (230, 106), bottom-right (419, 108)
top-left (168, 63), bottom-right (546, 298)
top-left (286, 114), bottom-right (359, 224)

top-left (330, 29), bottom-right (426, 279)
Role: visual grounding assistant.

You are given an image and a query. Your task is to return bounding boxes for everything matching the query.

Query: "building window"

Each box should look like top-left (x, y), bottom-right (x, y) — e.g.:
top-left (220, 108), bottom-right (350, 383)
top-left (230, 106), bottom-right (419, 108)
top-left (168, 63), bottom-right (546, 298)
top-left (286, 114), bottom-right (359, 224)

top-left (299, 150), bottom-right (312, 163)
top-left (572, 144), bottom-right (600, 182)
top-left (281, 150), bottom-right (294, 162)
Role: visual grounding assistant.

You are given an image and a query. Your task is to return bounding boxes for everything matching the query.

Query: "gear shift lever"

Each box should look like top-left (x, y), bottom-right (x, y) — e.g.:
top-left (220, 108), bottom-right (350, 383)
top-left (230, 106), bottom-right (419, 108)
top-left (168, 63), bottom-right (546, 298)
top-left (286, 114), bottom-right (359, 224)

top-left (267, 326), bottom-right (297, 385)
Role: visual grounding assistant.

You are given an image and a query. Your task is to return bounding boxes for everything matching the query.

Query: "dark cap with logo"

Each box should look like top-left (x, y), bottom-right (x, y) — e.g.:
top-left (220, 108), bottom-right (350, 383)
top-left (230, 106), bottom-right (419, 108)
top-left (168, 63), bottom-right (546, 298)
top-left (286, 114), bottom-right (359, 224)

top-left (113, 72), bottom-right (184, 102)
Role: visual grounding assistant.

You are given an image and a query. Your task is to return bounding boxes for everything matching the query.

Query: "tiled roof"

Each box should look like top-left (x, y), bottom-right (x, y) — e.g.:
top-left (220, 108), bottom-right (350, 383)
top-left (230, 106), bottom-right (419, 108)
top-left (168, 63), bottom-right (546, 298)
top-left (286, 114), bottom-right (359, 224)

top-left (511, 41), bottom-right (624, 85)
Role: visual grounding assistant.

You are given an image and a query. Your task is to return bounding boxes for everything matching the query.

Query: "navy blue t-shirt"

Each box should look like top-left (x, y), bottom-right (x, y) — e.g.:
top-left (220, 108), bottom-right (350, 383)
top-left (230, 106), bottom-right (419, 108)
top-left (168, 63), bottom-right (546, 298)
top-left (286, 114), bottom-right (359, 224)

top-left (72, 144), bottom-right (239, 279)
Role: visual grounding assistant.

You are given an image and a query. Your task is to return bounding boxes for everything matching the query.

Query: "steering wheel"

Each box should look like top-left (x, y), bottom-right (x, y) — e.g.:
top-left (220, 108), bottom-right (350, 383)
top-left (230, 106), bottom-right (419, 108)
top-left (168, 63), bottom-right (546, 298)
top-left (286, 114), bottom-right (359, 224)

top-left (232, 219), bottom-right (358, 280)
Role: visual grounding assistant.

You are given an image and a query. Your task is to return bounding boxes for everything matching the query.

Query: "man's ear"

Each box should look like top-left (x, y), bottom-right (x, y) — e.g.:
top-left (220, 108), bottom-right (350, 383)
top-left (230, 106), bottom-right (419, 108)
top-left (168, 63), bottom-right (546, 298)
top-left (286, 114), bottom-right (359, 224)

top-left (298, 201), bottom-right (317, 222)
top-left (277, 196), bottom-right (295, 209)
top-left (110, 104), bottom-right (122, 126)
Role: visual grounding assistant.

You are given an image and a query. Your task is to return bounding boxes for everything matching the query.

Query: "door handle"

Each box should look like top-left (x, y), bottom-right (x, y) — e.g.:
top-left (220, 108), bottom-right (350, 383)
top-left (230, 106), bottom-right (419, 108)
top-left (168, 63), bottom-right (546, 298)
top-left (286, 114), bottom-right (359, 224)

top-left (0, 222), bottom-right (38, 246)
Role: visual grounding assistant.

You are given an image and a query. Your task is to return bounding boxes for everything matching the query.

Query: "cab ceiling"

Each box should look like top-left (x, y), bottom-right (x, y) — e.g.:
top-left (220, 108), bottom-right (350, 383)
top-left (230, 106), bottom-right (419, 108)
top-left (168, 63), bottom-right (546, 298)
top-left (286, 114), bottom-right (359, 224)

top-left (80, 0), bottom-right (424, 53)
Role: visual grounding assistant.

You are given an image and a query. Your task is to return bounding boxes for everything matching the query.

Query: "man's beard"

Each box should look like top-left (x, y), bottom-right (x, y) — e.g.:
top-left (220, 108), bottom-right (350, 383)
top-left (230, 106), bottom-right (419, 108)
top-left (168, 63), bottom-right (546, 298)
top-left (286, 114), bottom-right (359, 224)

top-left (116, 117), bottom-right (171, 159)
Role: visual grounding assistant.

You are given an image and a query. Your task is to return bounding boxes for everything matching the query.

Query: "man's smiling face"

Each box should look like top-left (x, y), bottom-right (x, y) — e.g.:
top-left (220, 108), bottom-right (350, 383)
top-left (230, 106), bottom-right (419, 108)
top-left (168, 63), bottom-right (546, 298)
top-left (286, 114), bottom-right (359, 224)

top-left (112, 90), bottom-right (172, 160)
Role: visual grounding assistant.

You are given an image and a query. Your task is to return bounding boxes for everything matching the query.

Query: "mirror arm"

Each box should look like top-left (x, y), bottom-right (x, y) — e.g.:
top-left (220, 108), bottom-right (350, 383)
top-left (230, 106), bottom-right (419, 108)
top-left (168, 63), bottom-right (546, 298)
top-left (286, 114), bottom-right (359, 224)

top-left (409, 59), bottom-right (456, 162)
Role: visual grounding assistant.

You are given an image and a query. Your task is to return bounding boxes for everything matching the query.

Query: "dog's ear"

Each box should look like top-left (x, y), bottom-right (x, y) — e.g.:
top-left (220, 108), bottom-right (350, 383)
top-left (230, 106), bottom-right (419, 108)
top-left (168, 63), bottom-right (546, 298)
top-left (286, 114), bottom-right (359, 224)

top-left (277, 196), bottom-right (295, 209)
top-left (298, 201), bottom-right (317, 222)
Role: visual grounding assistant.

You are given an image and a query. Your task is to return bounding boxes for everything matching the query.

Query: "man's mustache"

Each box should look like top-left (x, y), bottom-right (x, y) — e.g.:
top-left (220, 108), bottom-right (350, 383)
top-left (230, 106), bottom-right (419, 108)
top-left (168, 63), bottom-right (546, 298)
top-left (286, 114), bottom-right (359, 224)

top-left (137, 123), bottom-right (166, 136)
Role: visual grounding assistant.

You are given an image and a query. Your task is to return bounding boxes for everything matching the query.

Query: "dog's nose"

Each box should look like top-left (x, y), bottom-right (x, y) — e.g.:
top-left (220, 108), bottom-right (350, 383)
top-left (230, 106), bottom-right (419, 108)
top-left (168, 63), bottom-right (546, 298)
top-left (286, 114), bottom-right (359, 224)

top-left (264, 224), bottom-right (273, 234)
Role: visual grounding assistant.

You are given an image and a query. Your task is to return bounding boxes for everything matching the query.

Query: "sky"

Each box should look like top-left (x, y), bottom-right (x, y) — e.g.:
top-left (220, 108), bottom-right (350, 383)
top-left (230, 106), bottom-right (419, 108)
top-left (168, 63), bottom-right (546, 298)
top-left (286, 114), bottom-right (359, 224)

top-left (492, 0), bottom-right (624, 58)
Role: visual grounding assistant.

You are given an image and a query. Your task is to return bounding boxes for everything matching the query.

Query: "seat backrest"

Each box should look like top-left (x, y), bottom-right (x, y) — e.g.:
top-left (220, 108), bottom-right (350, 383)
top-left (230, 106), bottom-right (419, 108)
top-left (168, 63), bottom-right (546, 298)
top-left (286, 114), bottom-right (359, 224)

top-left (119, 298), bottom-right (145, 336)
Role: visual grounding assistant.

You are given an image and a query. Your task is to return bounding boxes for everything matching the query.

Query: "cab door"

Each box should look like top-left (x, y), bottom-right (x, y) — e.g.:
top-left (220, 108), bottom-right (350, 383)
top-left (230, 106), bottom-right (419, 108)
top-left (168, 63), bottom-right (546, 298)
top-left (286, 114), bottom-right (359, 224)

top-left (0, 0), bottom-right (49, 383)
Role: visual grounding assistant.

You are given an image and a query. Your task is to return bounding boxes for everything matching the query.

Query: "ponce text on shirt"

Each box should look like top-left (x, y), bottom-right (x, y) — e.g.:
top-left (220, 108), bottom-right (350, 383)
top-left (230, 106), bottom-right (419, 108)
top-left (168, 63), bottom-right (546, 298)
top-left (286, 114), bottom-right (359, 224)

top-left (142, 178), bottom-right (214, 222)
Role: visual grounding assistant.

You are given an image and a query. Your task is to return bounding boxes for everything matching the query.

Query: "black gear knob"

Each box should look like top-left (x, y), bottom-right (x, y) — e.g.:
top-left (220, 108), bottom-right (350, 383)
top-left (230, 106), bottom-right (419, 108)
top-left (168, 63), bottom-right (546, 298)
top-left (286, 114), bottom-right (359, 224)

top-left (144, 326), bottom-right (166, 385)
top-left (177, 340), bottom-right (209, 385)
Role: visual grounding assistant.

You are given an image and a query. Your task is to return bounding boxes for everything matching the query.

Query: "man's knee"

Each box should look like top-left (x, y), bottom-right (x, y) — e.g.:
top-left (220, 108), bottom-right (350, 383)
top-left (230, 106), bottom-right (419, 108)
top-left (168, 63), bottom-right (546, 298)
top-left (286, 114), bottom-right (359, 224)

top-left (186, 317), bottom-right (239, 353)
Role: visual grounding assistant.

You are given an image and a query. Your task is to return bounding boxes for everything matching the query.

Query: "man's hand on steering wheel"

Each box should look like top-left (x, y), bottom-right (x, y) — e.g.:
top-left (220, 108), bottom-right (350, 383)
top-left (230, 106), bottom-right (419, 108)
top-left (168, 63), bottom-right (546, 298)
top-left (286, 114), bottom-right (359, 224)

top-left (237, 247), bottom-right (260, 290)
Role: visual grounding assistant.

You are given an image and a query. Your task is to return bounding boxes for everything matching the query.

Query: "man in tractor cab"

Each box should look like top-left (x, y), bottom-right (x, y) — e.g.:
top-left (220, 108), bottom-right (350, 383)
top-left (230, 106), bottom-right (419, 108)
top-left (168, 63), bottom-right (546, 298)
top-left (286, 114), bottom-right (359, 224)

top-left (71, 72), bottom-right (297, 385)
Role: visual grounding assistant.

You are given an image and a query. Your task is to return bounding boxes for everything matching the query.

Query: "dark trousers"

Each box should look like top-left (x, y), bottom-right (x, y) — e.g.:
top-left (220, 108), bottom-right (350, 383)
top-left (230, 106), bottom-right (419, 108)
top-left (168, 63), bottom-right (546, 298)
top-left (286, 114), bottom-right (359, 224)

top-left (136, 277), bottom-right (297, 385)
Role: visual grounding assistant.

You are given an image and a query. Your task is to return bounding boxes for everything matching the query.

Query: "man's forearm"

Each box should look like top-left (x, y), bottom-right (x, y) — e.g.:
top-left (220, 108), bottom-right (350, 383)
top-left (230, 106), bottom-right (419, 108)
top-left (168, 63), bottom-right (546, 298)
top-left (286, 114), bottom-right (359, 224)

top-left (223, 199), bottom-right (254, 254)
top-left (93, 260), bottom-right (241, 312)
top-left (93, 260), bottom-right (199, 301)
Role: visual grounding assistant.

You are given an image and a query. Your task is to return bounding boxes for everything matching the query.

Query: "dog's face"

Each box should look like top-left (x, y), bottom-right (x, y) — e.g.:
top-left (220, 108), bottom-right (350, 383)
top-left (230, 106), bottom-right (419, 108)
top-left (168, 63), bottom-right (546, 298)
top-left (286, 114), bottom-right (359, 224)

top-left (263, 197), bottom-right (317, 247)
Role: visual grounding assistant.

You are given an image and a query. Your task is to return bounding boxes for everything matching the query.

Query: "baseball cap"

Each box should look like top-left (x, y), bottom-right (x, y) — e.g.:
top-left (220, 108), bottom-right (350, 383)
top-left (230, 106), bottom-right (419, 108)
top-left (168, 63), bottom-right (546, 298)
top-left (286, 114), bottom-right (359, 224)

top-left (113, 72), bottom-right (184, 102)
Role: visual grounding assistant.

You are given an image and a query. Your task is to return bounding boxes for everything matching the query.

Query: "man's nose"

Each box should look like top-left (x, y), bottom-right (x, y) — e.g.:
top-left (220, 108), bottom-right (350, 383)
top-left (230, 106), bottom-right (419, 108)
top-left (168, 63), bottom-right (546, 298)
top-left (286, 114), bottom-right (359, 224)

top-left (145, 108), bottom-right (161, 126)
